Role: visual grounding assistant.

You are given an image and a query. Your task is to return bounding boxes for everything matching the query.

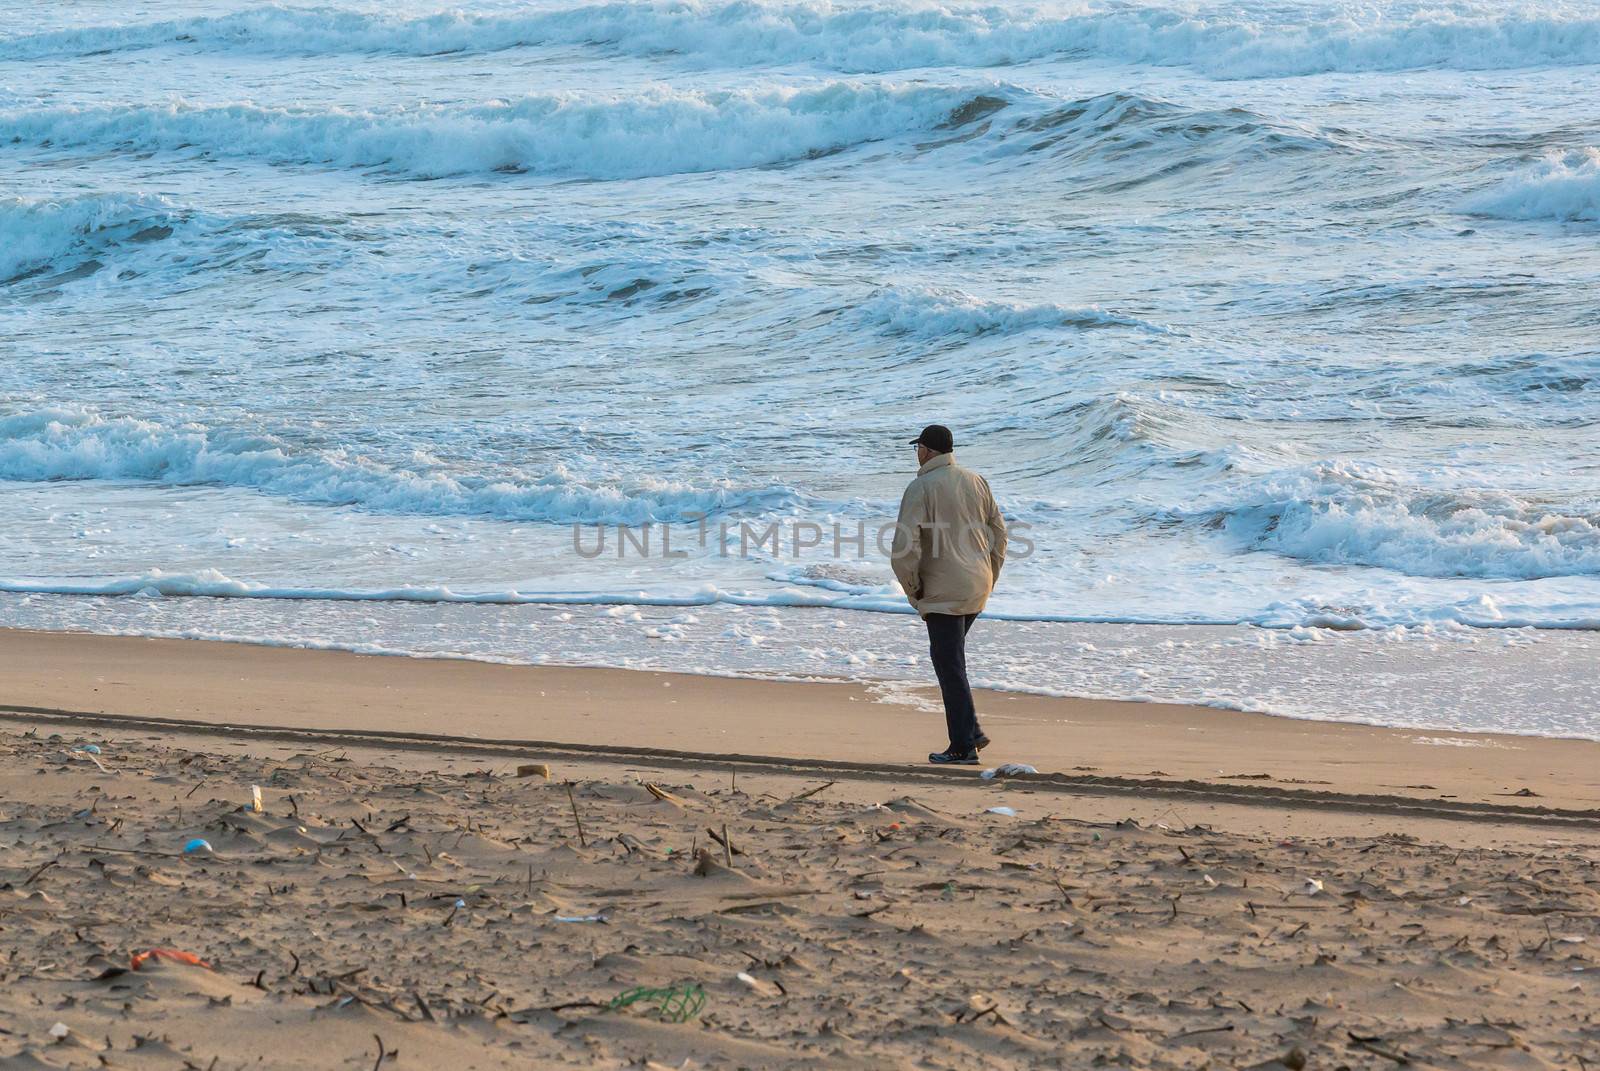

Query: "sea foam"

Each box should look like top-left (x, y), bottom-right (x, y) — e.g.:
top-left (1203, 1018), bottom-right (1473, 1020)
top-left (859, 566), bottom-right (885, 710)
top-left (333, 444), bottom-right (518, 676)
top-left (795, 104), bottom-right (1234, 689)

top-left (0, 408), bottom-right (803, 524)
top-left (0, 193), bottom-right (184, 282)
top-left (0, 83), bottom-right (996, 180)
top-left (1209, 462), bottom-right (1600, 581)
top-left (1465, 148), bottom-right (1600, 222)
top-left (6, 1), bottom-right (1600, 78)
top-left (859, 285), bottom-right (1171, 338)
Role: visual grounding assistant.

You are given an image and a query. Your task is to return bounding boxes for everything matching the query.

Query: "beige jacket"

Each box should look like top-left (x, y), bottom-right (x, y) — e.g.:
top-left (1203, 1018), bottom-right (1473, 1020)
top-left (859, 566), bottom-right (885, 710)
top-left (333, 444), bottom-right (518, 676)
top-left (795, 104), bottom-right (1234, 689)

top-left (890, 453), bottom-right (1007, 617)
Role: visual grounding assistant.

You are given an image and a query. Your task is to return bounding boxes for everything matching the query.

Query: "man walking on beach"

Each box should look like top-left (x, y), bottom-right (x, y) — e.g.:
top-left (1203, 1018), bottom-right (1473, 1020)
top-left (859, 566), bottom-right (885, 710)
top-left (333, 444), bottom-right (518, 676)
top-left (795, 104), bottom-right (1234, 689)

top-left (890, 424), bottom-right (1008, 765)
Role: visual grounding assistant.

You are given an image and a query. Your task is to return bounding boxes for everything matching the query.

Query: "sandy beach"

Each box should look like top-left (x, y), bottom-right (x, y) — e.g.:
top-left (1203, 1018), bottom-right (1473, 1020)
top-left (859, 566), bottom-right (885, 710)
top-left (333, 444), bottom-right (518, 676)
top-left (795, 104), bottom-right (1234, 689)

top-left (2, 713), bottom-right (1598, 1070)
top-left (3, 629), bottom-right (1599, 1069)
top-left (3, 629), bottom-right (1598, 815)
top-left (15, 0), bottom-right (1600, 1064)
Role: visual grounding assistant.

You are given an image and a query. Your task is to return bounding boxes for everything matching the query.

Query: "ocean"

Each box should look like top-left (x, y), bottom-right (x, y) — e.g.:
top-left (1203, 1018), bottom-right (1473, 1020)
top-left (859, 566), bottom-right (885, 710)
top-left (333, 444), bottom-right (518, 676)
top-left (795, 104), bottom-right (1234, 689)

top-left (5, 0), bottom-right (1600, 736)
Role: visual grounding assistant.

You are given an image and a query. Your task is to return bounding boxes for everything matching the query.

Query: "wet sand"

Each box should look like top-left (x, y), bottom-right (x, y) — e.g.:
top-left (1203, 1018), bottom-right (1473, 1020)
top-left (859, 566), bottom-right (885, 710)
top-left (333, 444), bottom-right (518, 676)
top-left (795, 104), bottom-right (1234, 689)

top-left (2, 629), bottom-right (1599, 813)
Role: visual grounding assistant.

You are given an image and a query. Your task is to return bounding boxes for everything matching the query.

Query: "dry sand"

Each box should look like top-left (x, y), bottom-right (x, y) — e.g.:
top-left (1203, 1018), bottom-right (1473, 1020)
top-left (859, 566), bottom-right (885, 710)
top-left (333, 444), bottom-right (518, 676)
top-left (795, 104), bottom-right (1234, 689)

top-left (1, 724), bottom-right (1598, 1070)
top-left (2, 629), bottom-right (1600, 1069)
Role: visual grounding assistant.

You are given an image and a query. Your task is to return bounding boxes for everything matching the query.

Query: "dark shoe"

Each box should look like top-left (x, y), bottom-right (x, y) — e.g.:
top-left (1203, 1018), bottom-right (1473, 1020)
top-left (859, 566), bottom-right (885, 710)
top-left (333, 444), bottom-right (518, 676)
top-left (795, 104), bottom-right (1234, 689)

top-left (928, 748), bottom-right (980, 765)
top-left (974, 733), bottom-right (991, 751)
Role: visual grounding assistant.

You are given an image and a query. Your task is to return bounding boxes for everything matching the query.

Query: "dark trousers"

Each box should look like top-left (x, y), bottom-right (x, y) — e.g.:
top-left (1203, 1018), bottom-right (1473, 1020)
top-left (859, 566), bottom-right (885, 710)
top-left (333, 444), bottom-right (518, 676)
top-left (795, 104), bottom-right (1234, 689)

top-left (926, 612), bottom-right (981, 751)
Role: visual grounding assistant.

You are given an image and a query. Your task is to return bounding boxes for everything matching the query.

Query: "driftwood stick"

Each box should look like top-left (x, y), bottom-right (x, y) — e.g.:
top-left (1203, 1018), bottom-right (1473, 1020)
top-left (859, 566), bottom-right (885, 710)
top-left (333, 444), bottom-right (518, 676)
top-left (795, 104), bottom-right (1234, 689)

top-left (1052, 875), bottom-right (1075, 906)
top-left (23, 859), bottom-right (59, 886)
top-left (80, 844), bottom-right (185, 859)
top-left (785, 781), bottom-right (836, 804)
top-left (706, 826), bottom-right (744, 858)
top-left (1348, 1033), bottom-right (1412, 1065)
top-left (565, 783), bottom-right (587, 848)
top-left (1168, 1024), bottom-right (1235, 1041)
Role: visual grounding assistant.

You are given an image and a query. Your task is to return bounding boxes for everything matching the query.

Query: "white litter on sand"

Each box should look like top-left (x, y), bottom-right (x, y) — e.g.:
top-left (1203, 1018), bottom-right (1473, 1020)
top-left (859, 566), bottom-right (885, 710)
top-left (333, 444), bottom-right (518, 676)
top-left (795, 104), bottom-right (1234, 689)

top-left (981, 763), bottom-right (1039, 779)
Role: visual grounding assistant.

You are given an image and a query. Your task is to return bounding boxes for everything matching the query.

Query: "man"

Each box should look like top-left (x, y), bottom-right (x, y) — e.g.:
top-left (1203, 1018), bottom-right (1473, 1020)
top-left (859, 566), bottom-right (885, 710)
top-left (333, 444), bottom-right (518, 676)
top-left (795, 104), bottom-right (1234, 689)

top-left (890, 424), bottom-right (1008, 765)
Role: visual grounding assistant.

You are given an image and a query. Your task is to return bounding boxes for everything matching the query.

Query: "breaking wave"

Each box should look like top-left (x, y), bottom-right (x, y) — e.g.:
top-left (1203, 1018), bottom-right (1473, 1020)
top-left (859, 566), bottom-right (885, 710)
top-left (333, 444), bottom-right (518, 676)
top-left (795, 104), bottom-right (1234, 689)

top-left (0, 83), bottom-right (997, 180)
top-left (1464, 148), bottom-right (1600, 222)
top-left (859, 284), bottom-right (1171, 337)
top-left (1199, 462), bottom-right (1600, 580)
top-left (0, 408), bottom-right (803, 524)
top-left (7, 1), bottom-right (1600, 78)
top-left (0, 193), bottom-right (186, 283)
top-left (992, 91), bottom-right (1337, 178)
top-left (0, 86), bottom-right (1338, 183)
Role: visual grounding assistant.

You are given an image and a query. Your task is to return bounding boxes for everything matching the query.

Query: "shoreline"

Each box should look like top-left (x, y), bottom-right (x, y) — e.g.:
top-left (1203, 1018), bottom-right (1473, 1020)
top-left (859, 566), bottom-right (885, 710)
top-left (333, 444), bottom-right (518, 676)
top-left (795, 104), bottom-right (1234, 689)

top-left (8, 595), bottom-right (1600, 741)
top-left (7, 574), bottom-right (1600, 632)
top-left (4, 627), bottom-right (1598, 814)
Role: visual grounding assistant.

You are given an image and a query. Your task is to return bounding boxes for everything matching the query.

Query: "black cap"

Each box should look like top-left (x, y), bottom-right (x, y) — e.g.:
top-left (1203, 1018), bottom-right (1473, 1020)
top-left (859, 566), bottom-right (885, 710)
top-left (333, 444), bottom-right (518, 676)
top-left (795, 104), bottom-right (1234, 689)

top-left (910, 424), bottom-right (954, 453)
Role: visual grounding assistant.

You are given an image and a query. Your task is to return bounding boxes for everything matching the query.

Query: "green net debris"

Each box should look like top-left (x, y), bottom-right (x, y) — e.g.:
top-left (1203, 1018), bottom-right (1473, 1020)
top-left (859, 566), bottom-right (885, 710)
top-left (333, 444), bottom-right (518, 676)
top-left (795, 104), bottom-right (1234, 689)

top-left (608, 983), bottom-right (707, 1024)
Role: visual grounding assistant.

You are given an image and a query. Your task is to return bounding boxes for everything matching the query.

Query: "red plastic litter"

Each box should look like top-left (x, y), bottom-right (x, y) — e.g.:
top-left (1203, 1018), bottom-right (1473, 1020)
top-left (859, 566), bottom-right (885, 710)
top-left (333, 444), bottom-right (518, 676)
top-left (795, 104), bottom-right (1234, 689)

top-left (130, 949), bottom-right (212, 971)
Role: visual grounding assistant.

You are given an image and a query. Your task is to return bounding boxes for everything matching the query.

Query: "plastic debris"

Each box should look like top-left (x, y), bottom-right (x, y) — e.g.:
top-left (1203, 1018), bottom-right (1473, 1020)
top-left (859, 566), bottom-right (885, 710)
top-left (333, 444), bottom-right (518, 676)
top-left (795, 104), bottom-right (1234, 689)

top-left (985, 806), bottom-right (1018, 817)
top-left (516, 763), bottom-right (551, 780)
top-left (250, 785), bottom-right (263, 813)
top-left (609, 984), bottom-right (706, 1023)
top-left (182, 838), bottom-right (213, 854)
top-left (73, 745), bottom-right (112, 774)
top-left (131, 949), bottom-right (211, 971)
top-left (960, 993), bottom-right (1016, 1026)
top-left (736, 971), bottom-right (782, 996)
top-left (555, 914), bottom-right (606, 923)
top-left (1203, 874), bottom-right (1218, 887)
top-left (980, 763), bottom-right (1038, 780)
top-left (48, 1023), bottom-right (70, 1040)
top-left (1302, 878), bottom-right (1324, 896)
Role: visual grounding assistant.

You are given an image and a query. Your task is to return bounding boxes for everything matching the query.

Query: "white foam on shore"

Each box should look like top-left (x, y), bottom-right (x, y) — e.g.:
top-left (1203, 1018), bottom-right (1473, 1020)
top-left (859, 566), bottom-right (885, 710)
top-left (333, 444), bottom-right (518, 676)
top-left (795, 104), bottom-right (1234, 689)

top-left (5, 594), bottom-right (1598, 741)
top-left (7, 563), bottom-right (1600, 633)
